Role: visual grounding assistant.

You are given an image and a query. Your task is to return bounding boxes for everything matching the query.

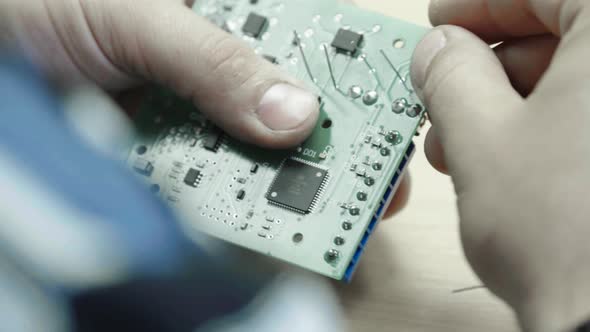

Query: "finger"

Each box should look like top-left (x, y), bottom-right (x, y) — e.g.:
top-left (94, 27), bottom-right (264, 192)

top-left (494, 35), bottom-right (558, 96)
top-left (429, 0), bottom-right (587, 42)
top-left (411, 25), bottom-right (522, 184)
top-left (383, 174), bottom-right (411, 219)
top-left (84, 0), bottom-right (319, 148)
top-left (424, 127), bottom-right (448, 175)
top-left (424, 35), bottom-right (558, 174)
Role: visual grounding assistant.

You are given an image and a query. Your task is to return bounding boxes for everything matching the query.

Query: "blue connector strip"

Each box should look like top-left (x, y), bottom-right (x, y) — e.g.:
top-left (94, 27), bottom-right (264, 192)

top-left (343, 142), bottom-right (415, 282)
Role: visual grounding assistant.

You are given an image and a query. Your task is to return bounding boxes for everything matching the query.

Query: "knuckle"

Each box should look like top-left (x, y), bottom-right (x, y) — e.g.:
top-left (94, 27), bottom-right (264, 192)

top-left (203, 34), bottom-right (258, 80)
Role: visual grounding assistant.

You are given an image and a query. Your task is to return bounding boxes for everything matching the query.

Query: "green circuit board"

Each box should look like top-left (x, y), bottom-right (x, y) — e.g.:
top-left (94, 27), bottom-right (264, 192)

top-left (128, 0), bottom-right (427, 281)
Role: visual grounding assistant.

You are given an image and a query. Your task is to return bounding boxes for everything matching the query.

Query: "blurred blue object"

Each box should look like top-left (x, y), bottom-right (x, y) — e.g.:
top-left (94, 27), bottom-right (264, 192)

top-left (0, 51), bottom-right (343, 332)
top-left (0, 52), bottom-right (262, 331)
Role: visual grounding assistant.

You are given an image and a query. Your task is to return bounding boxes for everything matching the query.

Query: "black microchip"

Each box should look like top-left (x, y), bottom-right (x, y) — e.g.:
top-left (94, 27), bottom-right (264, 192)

top-left (263, 54), bottom-right (278, 64)
top-left (237, 189), bottom-right (246, 200)
top-left (203, 127), bottom-right (222, 152)
top-left (331, 28), bottom-right (363, 54)
top-left (242, 13), bottom-right (268, 39)
top-left (250, 163), bottom-right (259, 174)
top-left (266, 158), bottom-right (328, 214)
top-left (184, 168), bottom-right (201, 187)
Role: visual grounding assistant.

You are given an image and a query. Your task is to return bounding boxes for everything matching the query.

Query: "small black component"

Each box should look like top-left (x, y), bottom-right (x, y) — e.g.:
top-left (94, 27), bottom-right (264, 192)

top-left (249, 0), bottom-right (258, 4)
top-left (266, 158), bottom-right (328, 214)
top-left (203, 127), bottom-right (222, 152)
top-left (250, 163), bottom-right (259, 174)
top-left (133, 158), bottom-right (154, 177)
top-left (242, 13), bottom-right (268, 39)
top-left (237, 189), bottom-right (246, 200)
top-left (263, 55), bottom-right (278, 64)
top-left (184, 168), bottom-right (202, 187)
top-left (331, 28), bottom-right (363, 54)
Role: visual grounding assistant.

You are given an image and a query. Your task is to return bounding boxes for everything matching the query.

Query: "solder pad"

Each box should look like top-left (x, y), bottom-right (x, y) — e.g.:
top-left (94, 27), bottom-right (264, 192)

top-left (128, 0), bottom-right (427, 281)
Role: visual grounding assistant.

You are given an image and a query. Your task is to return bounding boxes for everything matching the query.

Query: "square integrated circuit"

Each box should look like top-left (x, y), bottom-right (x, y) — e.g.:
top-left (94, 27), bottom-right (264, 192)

top-left (266, 158), bottom-right (328, 214)
top-left (331, 28), bottom-right (364, 54)
top-left (242, 13), bottom-right (269, 39)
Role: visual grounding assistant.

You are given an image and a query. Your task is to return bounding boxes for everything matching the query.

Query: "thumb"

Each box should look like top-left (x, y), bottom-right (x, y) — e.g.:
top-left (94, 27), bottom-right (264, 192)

top-left (90, 0), bottom-right (319, 148)
top-left (410, 26), bottom-right (522, 186)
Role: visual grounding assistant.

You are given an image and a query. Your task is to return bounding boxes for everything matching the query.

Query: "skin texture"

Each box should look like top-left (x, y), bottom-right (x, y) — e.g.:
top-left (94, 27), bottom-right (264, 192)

top-left (413, 0), bottom-right (590, 331)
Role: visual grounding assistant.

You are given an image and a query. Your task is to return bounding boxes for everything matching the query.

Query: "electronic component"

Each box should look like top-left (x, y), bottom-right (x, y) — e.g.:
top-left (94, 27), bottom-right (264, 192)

top-left (242, 13), bottom-right (268, 39)
top-left (183, 168), bottom-right (202, 187)
top-left (237, 189), bottom-right (246, 200)
top-left (263, 54), bottom-right (278, 64)
top-left (331, 28), bottom-right (363, 54)
top-left (203, 127), bottom-right (222, 152)
top-left (250, 163), bottom-right (259, 174)
top-left (133, 158), bottom-right (154, 176)
top-left (129, 0), bottom-right (427, 282)
top-left (266, 158), bottom-right (328, 214)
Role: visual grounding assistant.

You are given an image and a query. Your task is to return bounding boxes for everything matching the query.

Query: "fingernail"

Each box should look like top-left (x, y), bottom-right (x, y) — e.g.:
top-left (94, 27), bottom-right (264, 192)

top-left (411, 29), bottom-right (447, 90)
top-left (257, 84), bottom-right (318, 131)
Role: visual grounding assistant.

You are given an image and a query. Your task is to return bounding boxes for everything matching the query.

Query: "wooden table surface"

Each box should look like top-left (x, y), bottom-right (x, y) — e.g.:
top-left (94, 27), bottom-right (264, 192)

top-left (336, 1), bottom-right (520, 331)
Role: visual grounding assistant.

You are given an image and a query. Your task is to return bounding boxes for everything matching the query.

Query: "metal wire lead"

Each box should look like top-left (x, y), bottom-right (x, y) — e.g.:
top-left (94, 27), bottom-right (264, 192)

top-left (380, 49), bottom-right (413, 94)
top-left (293, 30), bottom-right (316, 83)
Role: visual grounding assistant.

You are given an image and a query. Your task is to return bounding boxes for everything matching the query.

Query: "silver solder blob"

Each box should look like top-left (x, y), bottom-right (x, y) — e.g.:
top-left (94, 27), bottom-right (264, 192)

top-left (342, 221), bottom-right (352, 231)
top-left (349, 85), bottom-right (363, 99)
top-left (392, 98), bottom-right (408, 114)
top-left (324, 249), bottom-right (340, 263)
top-left (363, 90), bottom-right (379, 105)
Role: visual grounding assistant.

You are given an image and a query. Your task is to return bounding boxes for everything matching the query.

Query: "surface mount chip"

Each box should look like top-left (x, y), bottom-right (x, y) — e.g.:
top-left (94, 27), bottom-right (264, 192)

top-left (203, 127), bottom-right (222, 152)
top-left (331, 28), bottom-right (364, 54)
top-left (242, 13), bottom-right (268, 39)
top-left (266, 158), bottom-right (328, 214)
top-left (184, 168), bottom-right (202, 187)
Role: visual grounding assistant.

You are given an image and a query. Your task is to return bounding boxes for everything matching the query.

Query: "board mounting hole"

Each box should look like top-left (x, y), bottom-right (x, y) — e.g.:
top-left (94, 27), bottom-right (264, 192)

top-left (393, 38), bottom-right (406, 49)
top-left (136, 145), bottom-right (148, 155)
top-left (322, 119), bottom-right (333, 129)
top-left (292, 233), bottom-right (304, 243)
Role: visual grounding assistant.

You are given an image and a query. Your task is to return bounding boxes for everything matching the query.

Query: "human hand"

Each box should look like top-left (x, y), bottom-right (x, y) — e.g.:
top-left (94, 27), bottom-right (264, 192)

top-left (2, 0), bottom-right (320, 148)
top-left (1, 0), bottom-right (412, 216)
top-left (412, 0), bottom-right (590, 331)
